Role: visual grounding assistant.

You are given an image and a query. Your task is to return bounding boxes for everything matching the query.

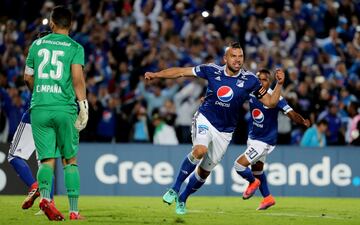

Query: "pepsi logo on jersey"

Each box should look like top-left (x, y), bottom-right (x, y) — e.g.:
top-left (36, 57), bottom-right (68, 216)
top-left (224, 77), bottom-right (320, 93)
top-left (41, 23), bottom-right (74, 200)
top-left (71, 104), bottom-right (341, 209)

top-left (252, 108), bottom-right (264, 123)
top-left (217, 86), bottom-right (233, 102)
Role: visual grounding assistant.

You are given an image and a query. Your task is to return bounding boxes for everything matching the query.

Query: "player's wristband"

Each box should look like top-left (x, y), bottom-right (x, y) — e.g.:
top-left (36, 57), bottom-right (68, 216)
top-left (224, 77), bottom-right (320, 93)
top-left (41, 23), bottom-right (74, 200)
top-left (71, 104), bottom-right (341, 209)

top-left (78, 99), bottom-right (88, 113)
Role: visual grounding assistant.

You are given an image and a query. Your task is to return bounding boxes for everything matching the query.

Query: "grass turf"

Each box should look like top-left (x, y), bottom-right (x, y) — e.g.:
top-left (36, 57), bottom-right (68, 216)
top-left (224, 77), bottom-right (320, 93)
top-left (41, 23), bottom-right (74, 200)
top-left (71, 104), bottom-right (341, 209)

top-left (0, 196), bottom-right (359, 225)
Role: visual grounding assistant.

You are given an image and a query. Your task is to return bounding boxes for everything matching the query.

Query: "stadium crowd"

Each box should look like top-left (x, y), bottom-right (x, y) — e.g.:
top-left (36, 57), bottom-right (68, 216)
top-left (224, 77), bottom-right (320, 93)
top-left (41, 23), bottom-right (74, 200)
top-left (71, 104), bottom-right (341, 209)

top-left (0, 0), bottom-right (359, 145)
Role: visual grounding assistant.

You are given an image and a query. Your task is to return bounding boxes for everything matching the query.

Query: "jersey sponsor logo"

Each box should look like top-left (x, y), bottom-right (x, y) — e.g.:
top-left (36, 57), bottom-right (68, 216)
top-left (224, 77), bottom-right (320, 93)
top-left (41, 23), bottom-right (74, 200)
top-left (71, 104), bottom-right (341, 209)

top-left (252, 108), bottom-right (264, 123)
top-left (217, 86), bottom-right (233, 102)
top-left (215, 101), bottom-right (230, 107)
top-left (198, 124), bottom-right (209, 135)
top-left (37, 39), bottom-right (71, 47)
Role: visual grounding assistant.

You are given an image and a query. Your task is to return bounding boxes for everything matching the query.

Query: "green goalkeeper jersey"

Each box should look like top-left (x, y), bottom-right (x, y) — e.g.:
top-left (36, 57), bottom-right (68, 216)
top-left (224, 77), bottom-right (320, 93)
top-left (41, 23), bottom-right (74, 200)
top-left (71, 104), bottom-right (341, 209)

top-left (26, 33), bottom-right (84, 113)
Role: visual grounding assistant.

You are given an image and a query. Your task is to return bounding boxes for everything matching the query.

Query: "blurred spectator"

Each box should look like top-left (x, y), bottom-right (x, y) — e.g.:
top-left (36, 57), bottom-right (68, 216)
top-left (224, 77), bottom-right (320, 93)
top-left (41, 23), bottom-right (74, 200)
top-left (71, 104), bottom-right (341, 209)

top-left (347, 101), bottom-right (360, 145)
top-left (318, 102), bottom-right (344, 145)
top-left (80, 92), bottom-right (103, 142)
top-left (0, 87), bottom-right (27, 142)
top-left (130, 102), bottom-right (151, 143)
top-left (173, 79), bottom-right (203, 143)
top-left (300, 119), bottom-right (328, 147)
top-left (159, 99), bottom-right (177, 126)
top-left (136, 78), bottom-right (179, 116)
top-left (152, 112), bottom-right (178, 145)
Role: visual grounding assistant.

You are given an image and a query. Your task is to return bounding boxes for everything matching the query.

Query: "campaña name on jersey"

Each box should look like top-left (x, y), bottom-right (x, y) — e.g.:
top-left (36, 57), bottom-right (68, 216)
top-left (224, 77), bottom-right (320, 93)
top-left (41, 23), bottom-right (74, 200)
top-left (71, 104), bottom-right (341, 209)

top-left (35, 84), bottom-right (62, 93)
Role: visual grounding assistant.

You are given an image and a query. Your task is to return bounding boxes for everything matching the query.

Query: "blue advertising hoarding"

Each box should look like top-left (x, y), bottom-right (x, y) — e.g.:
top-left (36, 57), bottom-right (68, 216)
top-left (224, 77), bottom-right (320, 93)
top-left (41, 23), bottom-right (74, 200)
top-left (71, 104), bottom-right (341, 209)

top-left (55, 144), bottom-right (360, 197)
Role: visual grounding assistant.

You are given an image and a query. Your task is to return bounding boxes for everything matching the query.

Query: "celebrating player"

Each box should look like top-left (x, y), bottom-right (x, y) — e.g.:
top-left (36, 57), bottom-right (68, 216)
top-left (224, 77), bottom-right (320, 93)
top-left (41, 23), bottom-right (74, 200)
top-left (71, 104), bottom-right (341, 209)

top-left (24, 6), bottom-right (88, 220)
top-left (235, 69), bottom-right (310, 210)
top-left (145, 42), bottom-right (285, 215)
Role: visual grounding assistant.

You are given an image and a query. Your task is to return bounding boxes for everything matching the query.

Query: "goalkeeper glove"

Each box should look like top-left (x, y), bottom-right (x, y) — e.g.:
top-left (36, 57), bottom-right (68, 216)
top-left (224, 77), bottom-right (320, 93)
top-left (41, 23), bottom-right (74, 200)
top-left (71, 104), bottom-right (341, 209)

top-left (75, 99), bottom-right (89, 132)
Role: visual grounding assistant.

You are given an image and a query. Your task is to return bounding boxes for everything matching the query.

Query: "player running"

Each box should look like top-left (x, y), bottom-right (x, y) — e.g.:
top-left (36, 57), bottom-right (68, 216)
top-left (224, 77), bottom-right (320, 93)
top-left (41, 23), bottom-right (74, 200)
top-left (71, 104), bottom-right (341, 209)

top-left (235, 69), bottom-right (310, 210)
top-left (145, 42), bottom-right (285, 215)
top-left (24, 6), bottom-right (88, 220)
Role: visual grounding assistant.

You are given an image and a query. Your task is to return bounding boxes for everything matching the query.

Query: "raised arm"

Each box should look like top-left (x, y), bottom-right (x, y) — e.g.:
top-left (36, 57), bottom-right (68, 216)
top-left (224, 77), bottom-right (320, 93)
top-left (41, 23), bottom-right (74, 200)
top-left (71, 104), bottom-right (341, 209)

top-left (144, 67), bottom-right (195, 80)
top-left (258, 69), bottom-right (285, 108)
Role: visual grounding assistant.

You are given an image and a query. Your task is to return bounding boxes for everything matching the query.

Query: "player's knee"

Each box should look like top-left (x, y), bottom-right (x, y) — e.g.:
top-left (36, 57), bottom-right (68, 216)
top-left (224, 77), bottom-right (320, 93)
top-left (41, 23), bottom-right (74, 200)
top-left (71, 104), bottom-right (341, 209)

top-left (192, 145), bottom-right (208, 159)
top-left (235, 154), bottom-right (250, 167)
top-left (197, 167), bottom-right (211, 180)
top-left (62, 157), bottom-right (77, 166)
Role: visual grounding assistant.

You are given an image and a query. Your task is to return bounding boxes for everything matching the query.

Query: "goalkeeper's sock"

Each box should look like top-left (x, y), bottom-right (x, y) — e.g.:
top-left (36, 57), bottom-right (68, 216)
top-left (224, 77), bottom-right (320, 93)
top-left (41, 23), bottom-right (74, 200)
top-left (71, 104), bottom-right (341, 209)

top-left (64, 164), bottom-right (80, 212)
top-left (9, 156), bottom-right (36, 187)
top-left (37, 164), bottom-right (53, 201)
top-left (254, 172), bottom-right (270, 197)
top-left (178, 170), bottom-right (205, 203)
top-left (172, 153), bottom-right (200, 193)
top-left (234, 162), bottom-right (255, 183)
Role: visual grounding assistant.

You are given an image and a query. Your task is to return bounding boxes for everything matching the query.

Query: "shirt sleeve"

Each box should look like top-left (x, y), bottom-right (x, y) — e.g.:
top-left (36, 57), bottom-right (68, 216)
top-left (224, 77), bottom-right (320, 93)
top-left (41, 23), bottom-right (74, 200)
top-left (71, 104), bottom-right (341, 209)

top-left (277, 96), bottom-right (293, 114)
top-left (192, 64), bottom-right (210, 79)
top-left (71, 44), bottom-right (85, 66)
top-left (25, 43), bottom-right (35, 75)
top-left (251, 78), bottom-right (266, 99)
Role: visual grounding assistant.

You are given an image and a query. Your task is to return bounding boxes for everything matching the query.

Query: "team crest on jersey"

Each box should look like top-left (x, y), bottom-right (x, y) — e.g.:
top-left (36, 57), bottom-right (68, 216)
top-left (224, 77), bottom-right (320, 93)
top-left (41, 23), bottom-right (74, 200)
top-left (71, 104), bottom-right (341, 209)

top-left (252, 108), bottom-right (264, 123)
top-left (198, 124), bottom-right (209, 135)
top-left (36, 39), bottom-right (42, 45)
top-left (236, 80), bottom-right (244, 88)
top-left (217, 86), bottom-right (233, 102)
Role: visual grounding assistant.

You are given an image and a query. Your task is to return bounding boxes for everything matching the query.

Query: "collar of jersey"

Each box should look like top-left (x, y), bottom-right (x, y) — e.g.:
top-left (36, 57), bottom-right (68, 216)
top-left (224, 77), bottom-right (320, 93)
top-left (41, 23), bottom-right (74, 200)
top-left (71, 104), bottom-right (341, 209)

top-left (223, 65), bottom-right (242, 78)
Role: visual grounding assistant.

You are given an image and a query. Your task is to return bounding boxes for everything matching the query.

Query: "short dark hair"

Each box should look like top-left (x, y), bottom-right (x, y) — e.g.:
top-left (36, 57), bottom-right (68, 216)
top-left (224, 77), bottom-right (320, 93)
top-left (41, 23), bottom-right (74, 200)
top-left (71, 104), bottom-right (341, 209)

top-left (50, 5), bottom-right (72, 29)
top-left (229, 42), bottom-right (242, 49)
top-left (317, 119), bottom-right (328, 126)
top-left (256, 69), bottom-right (271, 77)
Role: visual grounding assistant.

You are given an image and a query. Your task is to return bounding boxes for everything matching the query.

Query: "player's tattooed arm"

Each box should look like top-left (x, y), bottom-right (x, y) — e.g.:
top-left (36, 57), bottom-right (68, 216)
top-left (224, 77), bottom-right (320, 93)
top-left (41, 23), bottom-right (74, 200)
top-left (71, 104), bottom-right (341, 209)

top-left (287, 111), bottom-right (311, 127)
top-left (145, 67), bottom-right (195, 80)
top-left (259, 69), bottom-right (285, 108)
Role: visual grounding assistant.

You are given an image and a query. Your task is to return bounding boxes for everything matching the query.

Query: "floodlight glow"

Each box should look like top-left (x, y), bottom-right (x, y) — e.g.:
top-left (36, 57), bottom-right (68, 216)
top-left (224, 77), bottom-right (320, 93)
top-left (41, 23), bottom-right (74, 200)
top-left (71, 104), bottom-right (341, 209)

top-left (202, 11), bottom-right (209, 18)
top-left (42, 18), bottom-right (49, 25)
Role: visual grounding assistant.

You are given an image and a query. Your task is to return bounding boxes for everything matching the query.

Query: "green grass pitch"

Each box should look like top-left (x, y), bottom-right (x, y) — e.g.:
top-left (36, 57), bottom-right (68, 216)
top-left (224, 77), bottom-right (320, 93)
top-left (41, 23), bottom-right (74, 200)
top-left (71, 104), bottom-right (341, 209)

top-left (0, 196), bottom-right (359, 225)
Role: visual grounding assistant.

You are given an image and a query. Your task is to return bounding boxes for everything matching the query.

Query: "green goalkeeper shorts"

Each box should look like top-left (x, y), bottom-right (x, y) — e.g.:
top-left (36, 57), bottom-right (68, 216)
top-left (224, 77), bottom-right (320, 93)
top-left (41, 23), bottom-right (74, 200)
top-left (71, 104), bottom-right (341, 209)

top-left (31, 109), bottom-right (79, 161)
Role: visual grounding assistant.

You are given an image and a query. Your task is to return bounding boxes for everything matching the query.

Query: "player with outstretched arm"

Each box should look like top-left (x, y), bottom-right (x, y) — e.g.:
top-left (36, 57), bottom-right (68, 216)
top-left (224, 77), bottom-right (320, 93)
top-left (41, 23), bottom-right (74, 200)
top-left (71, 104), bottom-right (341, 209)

top-left (144, 42), bottom-right (285, 215)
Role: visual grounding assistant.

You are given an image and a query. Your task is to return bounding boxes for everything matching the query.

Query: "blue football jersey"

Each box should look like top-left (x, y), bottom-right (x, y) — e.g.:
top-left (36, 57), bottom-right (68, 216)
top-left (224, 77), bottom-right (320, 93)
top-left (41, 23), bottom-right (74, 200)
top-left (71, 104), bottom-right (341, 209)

top-left (21, 98), bottom-right (31, 124)
top-left (248, 90), bottom-right (293, 145)
top-left (193, 63), bottom-right (263, 133)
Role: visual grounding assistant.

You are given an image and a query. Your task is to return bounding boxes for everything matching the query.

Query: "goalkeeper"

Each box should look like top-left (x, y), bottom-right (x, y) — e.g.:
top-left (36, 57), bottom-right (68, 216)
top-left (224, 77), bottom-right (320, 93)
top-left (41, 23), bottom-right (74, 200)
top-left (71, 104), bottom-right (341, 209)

top-left (24, 5), bottom-right (88, 221)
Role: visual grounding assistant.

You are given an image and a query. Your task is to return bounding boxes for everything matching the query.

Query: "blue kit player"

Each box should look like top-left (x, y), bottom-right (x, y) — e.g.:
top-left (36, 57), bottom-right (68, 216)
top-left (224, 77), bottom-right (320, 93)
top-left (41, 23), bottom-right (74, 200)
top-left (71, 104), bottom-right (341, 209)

top-left (234, 69), bottom-right (310, 210)
top-left (144, 42), bottom-right (285, 215)
top-left (4, 96), bottom-right (54, 210)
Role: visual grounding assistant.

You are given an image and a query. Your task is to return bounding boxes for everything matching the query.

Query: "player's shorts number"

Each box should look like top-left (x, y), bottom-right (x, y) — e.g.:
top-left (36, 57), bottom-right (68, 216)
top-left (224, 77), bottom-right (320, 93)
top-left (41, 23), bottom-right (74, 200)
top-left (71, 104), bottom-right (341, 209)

top-left (38, 48), bottom-right (64, 80)
top-left (246, 147), bottom-right (259, 160)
